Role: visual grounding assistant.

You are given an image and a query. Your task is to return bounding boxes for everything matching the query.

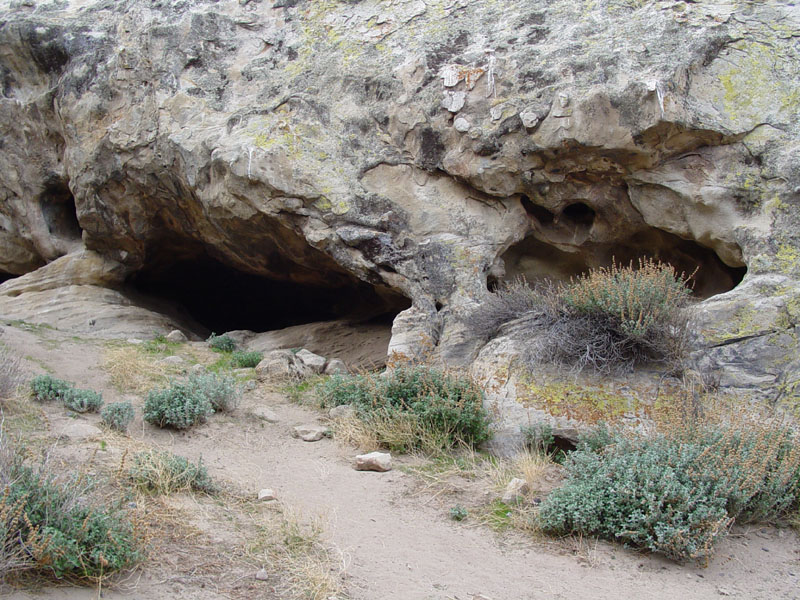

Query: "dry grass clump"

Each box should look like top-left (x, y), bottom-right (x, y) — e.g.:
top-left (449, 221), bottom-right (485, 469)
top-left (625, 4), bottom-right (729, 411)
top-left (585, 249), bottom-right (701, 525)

top-left (472, 259), bottom-right (694, 374)
top-left (332, 412), bottom-right (454, 455)
top-left (128, 449), bottom-right (216, 495)
top-left (0, 335), bottom-right (25, 400)
top-left (246, 503), bottom-right (347, 600)
top-left (102, 345), bottom-right (176, 394)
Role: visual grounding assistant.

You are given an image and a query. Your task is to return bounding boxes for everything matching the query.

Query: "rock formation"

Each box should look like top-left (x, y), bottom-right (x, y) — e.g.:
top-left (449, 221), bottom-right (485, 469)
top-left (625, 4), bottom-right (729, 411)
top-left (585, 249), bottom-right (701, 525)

top-left (0, 0), bottom-right (798, 404)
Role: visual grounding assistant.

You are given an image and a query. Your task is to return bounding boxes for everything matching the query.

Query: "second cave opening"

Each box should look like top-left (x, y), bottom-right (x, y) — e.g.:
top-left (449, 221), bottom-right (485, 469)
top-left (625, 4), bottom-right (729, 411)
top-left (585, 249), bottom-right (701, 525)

top-left (126, 249), bottom-right (410, 336)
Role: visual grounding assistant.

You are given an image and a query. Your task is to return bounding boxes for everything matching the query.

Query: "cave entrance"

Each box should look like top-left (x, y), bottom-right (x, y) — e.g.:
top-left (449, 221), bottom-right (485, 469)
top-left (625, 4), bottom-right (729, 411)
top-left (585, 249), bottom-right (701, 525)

top-left (40, 180), bottom-right (82, 244)
top-left (498, 231), bottom-right (746, 299)
top-left (126, 246), bottom-right (411, 336)
top-left (0, 272), bottom-right (17, 285)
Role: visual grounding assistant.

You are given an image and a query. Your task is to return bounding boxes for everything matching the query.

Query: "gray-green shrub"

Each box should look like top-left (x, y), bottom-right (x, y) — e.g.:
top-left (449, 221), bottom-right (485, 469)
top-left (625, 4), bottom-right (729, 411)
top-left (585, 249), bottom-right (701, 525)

top-left (31, 375), bottom-right (103, 413)
top-left (30, 374), bottom-right (73, 402)
top-left (538, 423), bottom-right (800, 562)
top-left (129, 450), bottom-right (215, 494)
top-left (318, 365), bottom-right (492, 452)
top-left (207, 333), bottom-right (236, 353)
top-left (63, 388), bottom-right (103, 413)
top-left (187, 372), bottom-right (239, 413)
top-left (101, 401), bottom-right (135, 432)
top-left (143, 380), bottom-right (213, 429)
top-left (1, 432), bottom-right (140, 580)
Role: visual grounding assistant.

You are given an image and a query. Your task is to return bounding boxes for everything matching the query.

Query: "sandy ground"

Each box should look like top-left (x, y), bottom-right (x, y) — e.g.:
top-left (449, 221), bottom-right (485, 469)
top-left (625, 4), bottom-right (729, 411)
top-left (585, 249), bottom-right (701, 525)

top-left (1, 322), bottom-right (799, 600)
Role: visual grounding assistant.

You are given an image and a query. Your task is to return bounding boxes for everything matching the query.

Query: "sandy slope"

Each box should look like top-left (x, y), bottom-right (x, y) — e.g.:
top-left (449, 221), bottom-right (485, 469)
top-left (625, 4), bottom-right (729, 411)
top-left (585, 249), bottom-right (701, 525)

top-left (1, 323), bottom-right (798, 600)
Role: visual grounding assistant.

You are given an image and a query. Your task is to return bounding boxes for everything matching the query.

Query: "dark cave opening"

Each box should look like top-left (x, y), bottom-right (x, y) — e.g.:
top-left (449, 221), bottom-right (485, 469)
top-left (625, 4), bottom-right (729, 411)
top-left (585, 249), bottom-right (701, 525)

top-left (520, 194), bottom-right (555, 225)
top-left (561, 202), bottom-right (596, 228)
top-left (39, 180), bottom-right (82, 242)
top-left (126, 248), bottom-right (411, 336)
top-left (497, 231), bottom-right (746, 299)
top-left (0, 272), bottom-right (16, 285)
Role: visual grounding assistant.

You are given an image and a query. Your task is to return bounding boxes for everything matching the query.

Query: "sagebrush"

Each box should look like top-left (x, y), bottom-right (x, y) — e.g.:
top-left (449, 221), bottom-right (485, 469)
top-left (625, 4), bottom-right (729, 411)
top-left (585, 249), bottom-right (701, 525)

top-left (101, 401), bottom-right (135, 432)
top-left (30, 375), bottom-right (103, 413)
top-left (129, 450), bottom-right (215, 494)
top-left (472, 259), bottom-right (693, 374)
top-left (538, 420), bottom-right (800, 562)
top-left (143, 379), bottom-right (213, 429)
top-left (0, 431), bottom-right (140, 581)
top-left (188, 372), bottom-right (239, 412)
top-left (318, 365), bottom-right (491, 452)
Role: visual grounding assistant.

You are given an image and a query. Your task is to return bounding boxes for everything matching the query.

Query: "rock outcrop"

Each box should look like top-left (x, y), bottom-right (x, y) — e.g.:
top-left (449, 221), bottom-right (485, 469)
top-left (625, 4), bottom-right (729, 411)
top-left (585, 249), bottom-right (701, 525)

top-left (0, 0), bottom-right (798, 401)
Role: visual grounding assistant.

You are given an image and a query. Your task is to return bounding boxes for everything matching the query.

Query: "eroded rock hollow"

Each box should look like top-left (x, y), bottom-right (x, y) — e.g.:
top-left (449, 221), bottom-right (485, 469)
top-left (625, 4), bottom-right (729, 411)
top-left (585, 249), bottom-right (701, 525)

top-left (0, 0), bottom-right (798, 400)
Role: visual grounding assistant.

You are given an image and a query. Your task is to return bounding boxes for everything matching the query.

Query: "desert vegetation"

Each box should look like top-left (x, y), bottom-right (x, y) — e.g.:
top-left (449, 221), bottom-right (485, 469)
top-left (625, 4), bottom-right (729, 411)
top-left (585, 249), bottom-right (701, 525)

top-left (0, 429), bottom-right (140, 582)
top-left (473, 259), bottom-right (693, 374)
top-left (539, 414), bottom-right (800, 562)
top-left (318, 365), bottom-right (492, 453)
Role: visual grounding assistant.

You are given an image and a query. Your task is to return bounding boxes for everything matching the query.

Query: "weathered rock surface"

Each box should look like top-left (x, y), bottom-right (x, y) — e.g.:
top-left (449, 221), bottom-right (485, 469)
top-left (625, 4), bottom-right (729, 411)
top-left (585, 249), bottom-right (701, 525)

top-left (0, 0), bottom-right (798, 402)
top-left (501, 478), bottom-right (531, 505)
top-left (292, 424), bottom-right (328, 442)
top-left (165, 330), bottom-right (188, 343)
top-left (257, 488), bottom-right (277, 502)
top-left (354, 452), bottom-right (392, 473)
top-left (251, 406), bottom-right (280, 423)
top-left (294, 349), bottom-right (326, 374)
top-left (56, 420), bottom-right (103, 441)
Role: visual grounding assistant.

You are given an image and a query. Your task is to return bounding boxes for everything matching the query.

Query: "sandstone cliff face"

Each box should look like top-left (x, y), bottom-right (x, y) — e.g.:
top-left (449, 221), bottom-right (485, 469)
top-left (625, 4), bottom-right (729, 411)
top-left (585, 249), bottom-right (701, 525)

top-left (0, 0), bottom-right (798, 401)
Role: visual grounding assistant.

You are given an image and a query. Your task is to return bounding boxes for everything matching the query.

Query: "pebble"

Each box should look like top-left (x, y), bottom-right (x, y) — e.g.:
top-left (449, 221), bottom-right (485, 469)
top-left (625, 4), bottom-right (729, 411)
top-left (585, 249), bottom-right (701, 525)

top-left (255, 568), bottom-right (269, 581)
top-left (258, 488), bottom-right (276, 501)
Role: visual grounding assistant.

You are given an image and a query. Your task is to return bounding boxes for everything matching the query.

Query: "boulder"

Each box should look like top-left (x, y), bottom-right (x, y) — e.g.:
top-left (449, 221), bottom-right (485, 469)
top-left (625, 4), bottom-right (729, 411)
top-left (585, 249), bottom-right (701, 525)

top-left (0, 0), bottom-right (797, 411)
top-left (251, 407), bottom-right (280, 423)
top-left (165, 330), bottom-right (187, 343)
top-left (323, 358), bottom-right (348, 375)
top-left (57, 421), bottom-right (103, 440)
top-left (255, 350), bottom-right (298, 381)
top-left (354, 452), bottom-right (392, 472)
top-left (292, 425), bottom-right (328, 442)
top-left (295, 349), bottom-right (327, 374)
top-left (501, 478), bottom-right (530, 505)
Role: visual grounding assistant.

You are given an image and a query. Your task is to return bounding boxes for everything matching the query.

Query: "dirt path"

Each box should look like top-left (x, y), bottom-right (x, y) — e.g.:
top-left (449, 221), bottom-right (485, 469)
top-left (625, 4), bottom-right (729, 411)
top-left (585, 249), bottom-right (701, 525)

top-left (2, 324), bottom-right (799, 600)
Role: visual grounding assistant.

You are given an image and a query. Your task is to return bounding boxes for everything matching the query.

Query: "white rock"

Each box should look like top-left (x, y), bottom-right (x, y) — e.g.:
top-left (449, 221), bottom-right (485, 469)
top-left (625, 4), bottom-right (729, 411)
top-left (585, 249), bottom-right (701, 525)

top-left (454, 117), bottom-right (471, 132)
top-left (519, 108), bottom-right (539, 129)
top-left (165, 329), bottom-right (187, 343)
top-left (258, 488), bottom-right (277, 501)
top-left (441, 90), bottom-right (466, 113)
top-left (323, 358), bottom-right (348, 375)
top-left (490, 104), bottom-right (506, 121)
top-left (501, 477), bottom-right (530, 504)
top-left (292, 424), bottom-right (328, 442)
top-left (255, 350), bottom-right (297, 380)
top-left (328, 404), bottom-right (355, 419)
top-left (441, 64), bottom-right (459, 87)
top-left (190, 364), bottom-right (206, 374)
top-left (127, 338), bottom-right (143, 345)
top-left (255, 567), bottom-right (269, 580)
top-left (57, 421), bottom-right (103, 440)
top-left (294, 349), bottom-right (326, 373)
top-left (252, 406), bottom-right (279, 423)
top-left (354, 451), bottom-right (392, 472)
